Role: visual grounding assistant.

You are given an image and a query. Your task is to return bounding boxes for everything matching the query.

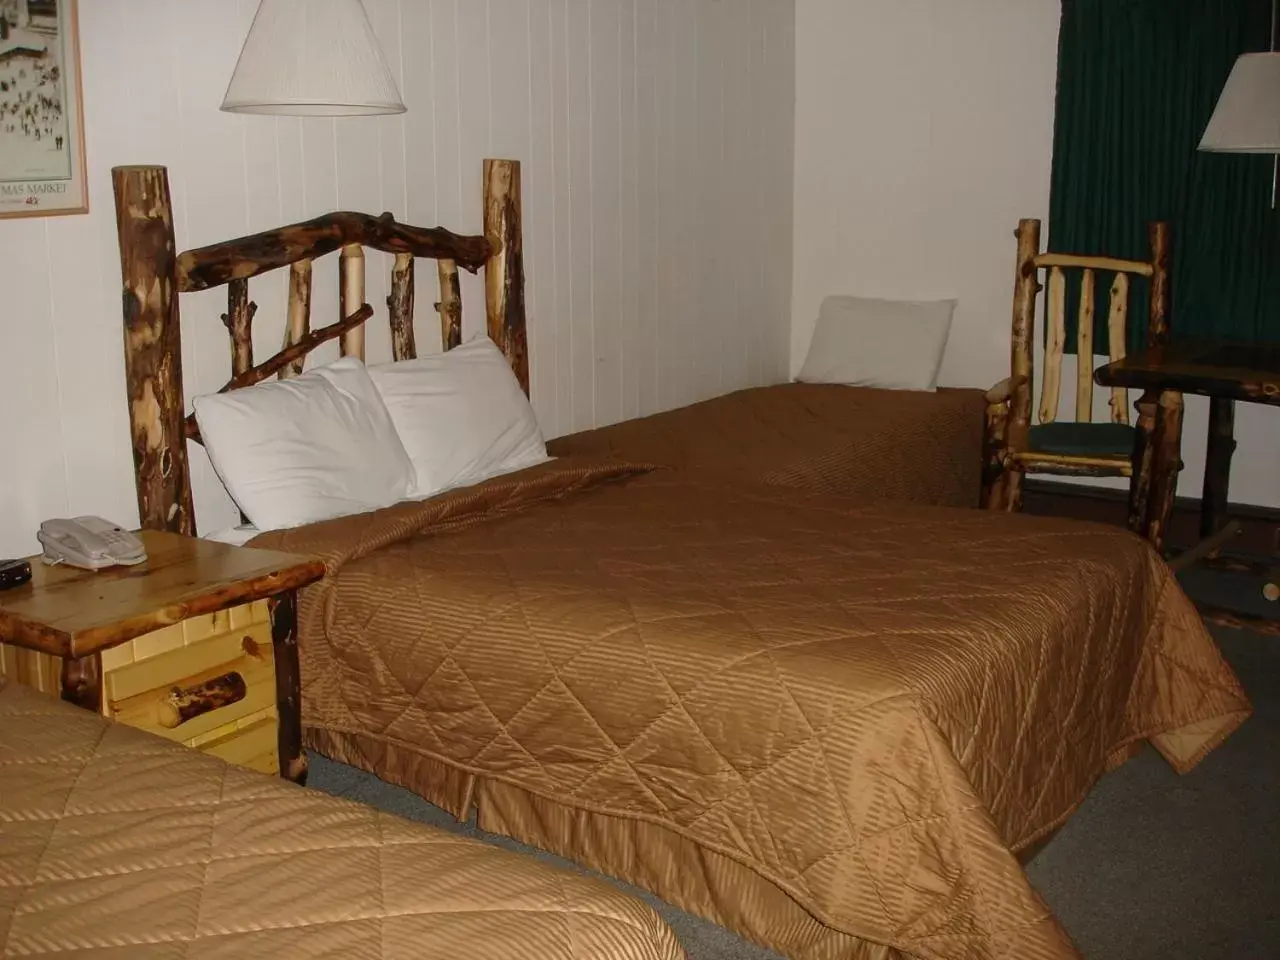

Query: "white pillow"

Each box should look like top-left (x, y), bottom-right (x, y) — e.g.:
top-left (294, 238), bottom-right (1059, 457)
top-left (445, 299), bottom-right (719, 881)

top-left (368, 337), bottom-right (549, 498)
top-left (796, 295), bottom-right (957, 391)
top-left (193, 357), bottom-right (415, 531)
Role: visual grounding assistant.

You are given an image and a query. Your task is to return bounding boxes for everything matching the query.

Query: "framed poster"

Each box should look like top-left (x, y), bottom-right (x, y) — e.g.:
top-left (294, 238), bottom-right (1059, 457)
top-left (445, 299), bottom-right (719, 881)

top-left (0, 0), bottom-right (86, 218)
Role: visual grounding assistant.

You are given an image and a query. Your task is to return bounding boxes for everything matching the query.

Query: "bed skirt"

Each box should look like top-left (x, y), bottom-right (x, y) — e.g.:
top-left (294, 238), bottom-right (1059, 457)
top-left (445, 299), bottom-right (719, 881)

top-left (307, 726), bottom-right (906, 960)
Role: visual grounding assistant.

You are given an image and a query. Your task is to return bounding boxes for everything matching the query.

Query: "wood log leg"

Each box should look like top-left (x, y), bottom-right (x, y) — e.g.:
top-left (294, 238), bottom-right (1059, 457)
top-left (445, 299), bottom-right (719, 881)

top-left (1142, 390), bottom-right (1183, 555)
top-left (1201, 396), bottom-right (1236, 539)
top-left (60, 654), bottom-right (102, 713)
top-left (999, 466), bottom-right (1025, 512)
top-left (981, 399), bottom-right (1011, 509)
top-left (1127, 389), bottom-right (1159, 539)
top-left (270, 590), bottom-right (307, 784)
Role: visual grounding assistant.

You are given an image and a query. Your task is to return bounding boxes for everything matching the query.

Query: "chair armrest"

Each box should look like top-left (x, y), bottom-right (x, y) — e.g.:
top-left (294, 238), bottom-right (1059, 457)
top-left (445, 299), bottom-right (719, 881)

top-left (984, 375), bottom-right (1027, 405)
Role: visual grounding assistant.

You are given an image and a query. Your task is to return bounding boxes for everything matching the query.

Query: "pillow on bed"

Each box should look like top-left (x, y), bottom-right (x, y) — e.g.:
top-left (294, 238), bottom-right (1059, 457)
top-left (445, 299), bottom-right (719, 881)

top-left (368, 337), bottom-right (549, 499)
top-left (796, 295), bottom-right (956, 391)
top-left (193, 357), bottom-right (415, 531)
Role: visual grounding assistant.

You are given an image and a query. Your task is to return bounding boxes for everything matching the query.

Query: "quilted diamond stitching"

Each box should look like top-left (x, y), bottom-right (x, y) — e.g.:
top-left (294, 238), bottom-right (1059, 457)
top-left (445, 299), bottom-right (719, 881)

top-left (256, 464), bottom-right (1249, 960)
top-left (0, 683), bottom-right (684, 960)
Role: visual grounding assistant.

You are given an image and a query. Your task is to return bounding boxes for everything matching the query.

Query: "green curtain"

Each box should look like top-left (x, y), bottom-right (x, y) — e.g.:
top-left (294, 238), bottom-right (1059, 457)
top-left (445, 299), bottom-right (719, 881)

top-left (1050, 0), bottom-right (1280, 351)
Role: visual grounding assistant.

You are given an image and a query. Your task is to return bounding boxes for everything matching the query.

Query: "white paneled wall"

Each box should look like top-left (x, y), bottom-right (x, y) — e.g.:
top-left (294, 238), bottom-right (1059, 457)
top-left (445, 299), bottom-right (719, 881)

top-left (0, 0), bottom-right (796, 556)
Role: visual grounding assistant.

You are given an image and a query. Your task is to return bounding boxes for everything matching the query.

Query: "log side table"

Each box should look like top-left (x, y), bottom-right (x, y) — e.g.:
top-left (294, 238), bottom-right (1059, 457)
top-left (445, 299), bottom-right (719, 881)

top-left (0, 530), bottom-right (324, 783)
top-left (1096, 341), bottom-right (1279, 635)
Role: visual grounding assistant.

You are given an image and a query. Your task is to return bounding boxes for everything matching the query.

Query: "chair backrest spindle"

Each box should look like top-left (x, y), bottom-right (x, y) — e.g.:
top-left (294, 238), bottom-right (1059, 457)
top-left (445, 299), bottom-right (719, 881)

top-left (1016, 220), bottom-right (1169, 430)
top-left (1075, 269), bottom-right (1095, 419)
top-left (1106, 273), bottom-right (1129, 424)
top-left (1040, 266), bottom-right (1067, 424)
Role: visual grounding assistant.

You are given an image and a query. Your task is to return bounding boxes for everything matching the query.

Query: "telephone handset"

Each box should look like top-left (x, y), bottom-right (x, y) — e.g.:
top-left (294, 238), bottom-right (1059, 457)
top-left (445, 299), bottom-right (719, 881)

top-left (38, 517), bottom-right (147, 571)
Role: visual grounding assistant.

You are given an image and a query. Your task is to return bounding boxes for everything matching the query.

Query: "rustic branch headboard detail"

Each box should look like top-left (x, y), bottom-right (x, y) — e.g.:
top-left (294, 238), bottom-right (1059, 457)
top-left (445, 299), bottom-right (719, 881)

top-left (111, 158), bottom-right (527, 538)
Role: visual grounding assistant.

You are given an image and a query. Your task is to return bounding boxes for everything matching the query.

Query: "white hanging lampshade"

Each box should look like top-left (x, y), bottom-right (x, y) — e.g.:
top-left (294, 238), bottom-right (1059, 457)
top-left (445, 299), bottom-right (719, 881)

top-left (221, 0), bottom-right (405, 116)
top-left (1199, 52), bottom-right (1280, 153)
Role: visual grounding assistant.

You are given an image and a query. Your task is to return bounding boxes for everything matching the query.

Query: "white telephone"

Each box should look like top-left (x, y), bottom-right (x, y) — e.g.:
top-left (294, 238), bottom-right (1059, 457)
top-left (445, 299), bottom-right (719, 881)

top-left (38, 517), bottom-right (147, 571)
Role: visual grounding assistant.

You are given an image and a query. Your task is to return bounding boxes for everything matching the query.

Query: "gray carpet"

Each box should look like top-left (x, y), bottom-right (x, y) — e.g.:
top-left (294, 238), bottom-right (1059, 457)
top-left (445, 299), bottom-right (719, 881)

top-left (308, 564), bottom-right (1279, 960)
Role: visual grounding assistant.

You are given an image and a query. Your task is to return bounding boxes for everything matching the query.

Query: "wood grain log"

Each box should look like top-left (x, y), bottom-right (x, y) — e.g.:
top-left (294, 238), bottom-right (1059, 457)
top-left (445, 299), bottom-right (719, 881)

top-left (177, 211), bottom-right (492, 292)
top-left (270, 591), bottom-right (307, 784)
top-left (1075, 269), bottom-right (1094, 420)
top-left (1107, 273), bottom-right (1130, 424)
top-left (1040, 266), bottom-right (1066, 424)
top-left (1031, 252), bottom-right (1154, 277)
top-left (282, 259), bottom-right (312, 378)
top-left (998, 218), bottom-right (1042, 513)
top-left (483, 159), bottom-right (529, 394)
top-left (61, 654), bottom-right (102, 713)
top-left (437, 258), bottom-right (462, 351)
top-left (388, 252), bottom-right (417, 361)
top-left (156, 671), bottom-right (247, 729)
top-left (339, 244), bottom-right (366, 360)
top-left (1148, 221), bottom-right (1171, 346)
top-left (112, 165), bottom-right (196, 536)
top-left (224, 279), bottom-right (255, 377)
top-left (1134, 222), bottom-right (1176, 551)
top-left (1128, 389), bottom-right (1160, 538)
top-left (1011, 450), bottom-right (1134, 475)
top-left (982, 396), bottom-right (1012, 509)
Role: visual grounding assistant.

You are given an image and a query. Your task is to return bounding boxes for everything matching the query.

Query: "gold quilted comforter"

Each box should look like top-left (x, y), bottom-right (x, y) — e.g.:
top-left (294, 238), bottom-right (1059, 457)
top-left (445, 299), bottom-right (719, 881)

top-left (546, 383), bottom-right (987, 507)
top-left (254, 459), bottom-right (1250, 960)
top-left (0, 678), bottom-right (685, 960)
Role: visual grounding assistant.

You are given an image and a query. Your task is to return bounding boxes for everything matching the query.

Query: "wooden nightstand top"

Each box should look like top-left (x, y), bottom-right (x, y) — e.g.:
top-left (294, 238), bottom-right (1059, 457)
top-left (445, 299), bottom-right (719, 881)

top-left (0, 531), bottom-right (324, 659)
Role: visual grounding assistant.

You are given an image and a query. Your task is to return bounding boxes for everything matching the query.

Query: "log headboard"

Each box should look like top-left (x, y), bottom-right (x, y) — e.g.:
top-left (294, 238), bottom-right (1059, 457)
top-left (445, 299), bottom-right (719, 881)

top-left (111, 158), bottom-right (526, 538)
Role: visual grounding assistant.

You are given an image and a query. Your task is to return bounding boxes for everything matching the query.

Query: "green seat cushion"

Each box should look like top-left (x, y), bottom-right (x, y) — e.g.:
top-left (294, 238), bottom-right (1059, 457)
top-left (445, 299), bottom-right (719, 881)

top-left (1029, 421), bottom-right (1136, 458)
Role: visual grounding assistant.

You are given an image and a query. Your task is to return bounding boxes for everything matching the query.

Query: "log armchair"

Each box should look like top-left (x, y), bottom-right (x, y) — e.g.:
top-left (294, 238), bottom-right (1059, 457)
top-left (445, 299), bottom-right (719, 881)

top-left (984, 219), bottom-right (1183, 552)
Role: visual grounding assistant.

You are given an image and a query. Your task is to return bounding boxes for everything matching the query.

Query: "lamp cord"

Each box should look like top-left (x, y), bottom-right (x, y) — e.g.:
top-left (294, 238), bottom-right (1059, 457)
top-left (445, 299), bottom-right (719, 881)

top-left (1272, 0), bottom-right (1277, 207)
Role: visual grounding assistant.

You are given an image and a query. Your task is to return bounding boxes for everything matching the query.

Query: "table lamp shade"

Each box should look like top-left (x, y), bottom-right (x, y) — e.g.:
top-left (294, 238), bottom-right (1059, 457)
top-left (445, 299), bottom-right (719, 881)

top-left (1199, 53), bottom-right (1280, 153)
top-left (221, 0), bottom-right (405, 116)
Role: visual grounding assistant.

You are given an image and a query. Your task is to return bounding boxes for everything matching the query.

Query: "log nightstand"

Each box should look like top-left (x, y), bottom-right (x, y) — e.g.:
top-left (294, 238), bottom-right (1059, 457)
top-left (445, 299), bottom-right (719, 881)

top-left (0, 530), bottom-right (324, 783)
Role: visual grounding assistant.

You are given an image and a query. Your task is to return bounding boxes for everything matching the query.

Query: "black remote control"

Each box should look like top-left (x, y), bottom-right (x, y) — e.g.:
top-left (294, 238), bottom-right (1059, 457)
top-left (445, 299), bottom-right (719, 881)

top-left (0, 559), bottom-right (32, 590)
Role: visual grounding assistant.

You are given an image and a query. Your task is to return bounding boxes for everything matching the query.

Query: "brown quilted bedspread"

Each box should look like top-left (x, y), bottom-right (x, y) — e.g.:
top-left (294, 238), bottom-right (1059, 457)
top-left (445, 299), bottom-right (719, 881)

top-left (546, 383), bottom-right (987, 507)
top-left (255, 459), bottom-right (1249, 960)
top-left (0, 679), bottom-right (684, 960)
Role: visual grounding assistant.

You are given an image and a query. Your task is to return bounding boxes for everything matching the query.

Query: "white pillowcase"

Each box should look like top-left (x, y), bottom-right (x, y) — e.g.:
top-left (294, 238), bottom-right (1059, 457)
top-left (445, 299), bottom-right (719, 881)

top-left (368, 337), bottom-right (549, 499)
top-left (796, 295), bottom-right (957, 392)
top-left (193, 357), bottom-right (415, 531)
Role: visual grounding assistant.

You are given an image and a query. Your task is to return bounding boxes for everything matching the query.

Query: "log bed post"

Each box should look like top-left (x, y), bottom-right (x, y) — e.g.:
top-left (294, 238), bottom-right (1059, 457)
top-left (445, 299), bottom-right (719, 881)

top-left (112, 165), bottom-right (195, 535)
top-left (339, 243), bottom-right (366, 361)
top-left (388, 252), bottom-right (417, 361)
top-left (483, 158), bottom-right (529, 394)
